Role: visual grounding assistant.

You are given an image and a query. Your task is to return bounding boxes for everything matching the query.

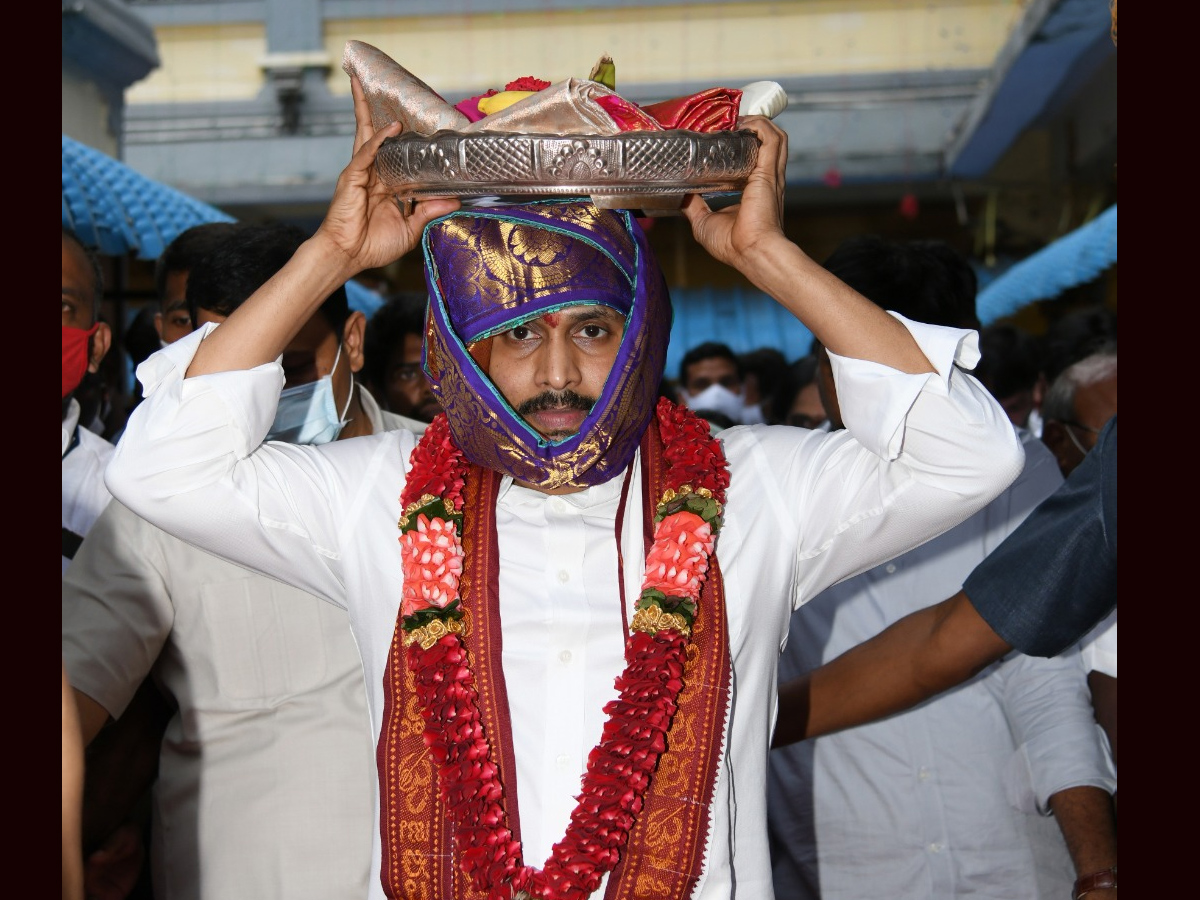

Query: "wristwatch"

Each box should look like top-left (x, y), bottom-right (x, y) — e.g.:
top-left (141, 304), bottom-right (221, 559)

top-left (1073, 865), bottom-right (1117, 899)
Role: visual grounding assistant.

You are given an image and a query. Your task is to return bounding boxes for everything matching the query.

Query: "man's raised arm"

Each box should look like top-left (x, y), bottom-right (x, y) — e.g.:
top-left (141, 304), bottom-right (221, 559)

top-left (683, 117), bottom-right (932, 377)
top-left (186, 76), bottom-right (459, 379)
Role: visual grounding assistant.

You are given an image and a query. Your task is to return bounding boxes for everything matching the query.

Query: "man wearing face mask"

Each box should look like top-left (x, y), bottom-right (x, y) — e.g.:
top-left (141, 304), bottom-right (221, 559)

top-left (62, 226), bottom-right (114, 571)
top-left (678, 340), bottom-right (762, 425)
top-left (61, 223), bottom-right (387, 900)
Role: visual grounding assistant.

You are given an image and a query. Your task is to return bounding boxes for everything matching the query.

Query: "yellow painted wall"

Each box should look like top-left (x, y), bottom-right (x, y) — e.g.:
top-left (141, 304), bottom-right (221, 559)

top-left (323, 0), bottom-right (1023, 93)
top-left (126, 1), bottom-right (1023, 106)
top-left (127, 23), bottom-right (268, 103)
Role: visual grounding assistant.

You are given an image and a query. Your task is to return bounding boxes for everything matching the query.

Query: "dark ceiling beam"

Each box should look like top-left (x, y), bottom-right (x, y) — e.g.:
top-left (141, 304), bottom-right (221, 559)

top-left (944, 0), bottom-right (1115, 179)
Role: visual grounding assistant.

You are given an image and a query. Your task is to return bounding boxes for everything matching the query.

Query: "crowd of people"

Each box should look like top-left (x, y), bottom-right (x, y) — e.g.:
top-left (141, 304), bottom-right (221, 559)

top-left (63, 54), bottom-right (1117, 900)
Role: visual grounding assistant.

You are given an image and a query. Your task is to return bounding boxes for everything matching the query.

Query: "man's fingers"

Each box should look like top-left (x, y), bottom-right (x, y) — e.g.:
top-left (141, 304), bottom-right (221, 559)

top-left (346, 120), bottom-right (402, 179)
top-left (680, 192), bottom-right (713, 229)
top-left (737, 116), bottom-right (787, 220)
top-left (350, 75), bottom-right (376, 154)
top-left (407, 198), bottom-right (462, 230)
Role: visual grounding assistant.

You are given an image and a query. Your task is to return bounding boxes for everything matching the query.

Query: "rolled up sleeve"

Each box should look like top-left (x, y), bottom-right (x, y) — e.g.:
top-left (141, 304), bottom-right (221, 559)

top-left (829, 311), bottom-right (984, 461)
top-left (740, 314), bottom-right (1026, 603)
top-left (998, 650), bottom-right (1117, 815)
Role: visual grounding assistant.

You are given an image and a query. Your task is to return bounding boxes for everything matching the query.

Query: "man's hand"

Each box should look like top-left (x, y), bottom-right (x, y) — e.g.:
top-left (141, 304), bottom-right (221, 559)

top-left (313, 75), bottom-right (460, 280)
top-left (184, 77), bottom-right (462, 378)
top-left (83, 824), bottom-right (145, 900)
top-left (681, 116), bottom-right (788, 271)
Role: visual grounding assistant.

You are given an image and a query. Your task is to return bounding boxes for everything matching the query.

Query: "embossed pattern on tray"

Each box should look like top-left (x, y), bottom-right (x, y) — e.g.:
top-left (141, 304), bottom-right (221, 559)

top-left (375, 129), bottom-right (759, 209)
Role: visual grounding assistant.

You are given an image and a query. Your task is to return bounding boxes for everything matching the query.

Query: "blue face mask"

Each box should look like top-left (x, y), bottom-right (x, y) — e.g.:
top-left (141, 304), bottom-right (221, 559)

top-left (265, 343), bottom-right (353, 445)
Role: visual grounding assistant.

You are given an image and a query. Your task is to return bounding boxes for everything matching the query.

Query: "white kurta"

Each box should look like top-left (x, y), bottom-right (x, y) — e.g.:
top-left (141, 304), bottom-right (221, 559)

top-left (107, 315), bottom-right (1024, 900)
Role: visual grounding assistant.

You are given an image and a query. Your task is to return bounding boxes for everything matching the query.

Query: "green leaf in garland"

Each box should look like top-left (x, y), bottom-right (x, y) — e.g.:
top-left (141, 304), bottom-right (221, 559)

top-left (636, 590), bottom-right (696, 627)
top-left (400, 497), bottom-right (463, 533)
top-left (401, 598), bottom-right (464, 632)
top-left (657, 493), bottom-right (723, 531)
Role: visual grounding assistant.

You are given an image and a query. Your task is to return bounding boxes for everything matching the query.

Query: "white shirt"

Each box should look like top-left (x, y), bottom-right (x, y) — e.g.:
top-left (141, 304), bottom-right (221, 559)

top-left (62, 500), bottom-right (376, 900)
top-left (107, 315), bottom-right (1023, 900)
top-left (62, 396), bottom-right (113, 572)
top-left (768, 431), bottom-right (1117, 899)
top-left (356, 382), bottom-right (428, 437)
top-left (1079, 611), bottom-right (1117, 678)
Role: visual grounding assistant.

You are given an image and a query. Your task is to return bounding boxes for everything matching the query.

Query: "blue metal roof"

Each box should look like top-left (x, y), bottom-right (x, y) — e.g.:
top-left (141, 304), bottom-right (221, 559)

top-left (62, 133), bottom-right (383, 316)
top-left (977, 204), bottom-right (1116, 323)
top-left (63, 133), bottom-right (235, 261)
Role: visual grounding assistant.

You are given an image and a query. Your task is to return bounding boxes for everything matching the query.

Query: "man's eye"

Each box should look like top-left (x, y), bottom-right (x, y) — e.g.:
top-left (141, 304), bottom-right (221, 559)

top-left (509, 325), bottom-right (532, 340)
top-left (579, 325), bottom-right (607, 339)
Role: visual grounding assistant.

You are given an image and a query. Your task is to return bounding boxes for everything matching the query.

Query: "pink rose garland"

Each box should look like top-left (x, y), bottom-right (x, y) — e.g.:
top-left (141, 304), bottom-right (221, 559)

top-left (399, 514), bottom-right (464, 618)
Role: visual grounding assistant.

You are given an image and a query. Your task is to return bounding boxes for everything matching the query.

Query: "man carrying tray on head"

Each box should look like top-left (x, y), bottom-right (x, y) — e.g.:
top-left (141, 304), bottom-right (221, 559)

top-left (106, 53), bottom-right (1023, 900)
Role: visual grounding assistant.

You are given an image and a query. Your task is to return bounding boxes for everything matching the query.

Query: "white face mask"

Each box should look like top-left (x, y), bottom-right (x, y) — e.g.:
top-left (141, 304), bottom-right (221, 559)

top-left (682, 382), bottom-right (746, 424)
top-left (740, 402), bottom-right (765, 425)
top-left (265, 343), bottom-right (353, 445)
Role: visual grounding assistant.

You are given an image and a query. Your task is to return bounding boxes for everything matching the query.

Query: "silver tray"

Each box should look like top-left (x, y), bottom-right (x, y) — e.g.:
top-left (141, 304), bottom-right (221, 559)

top-left (375, 129), bottom-right (760, 212)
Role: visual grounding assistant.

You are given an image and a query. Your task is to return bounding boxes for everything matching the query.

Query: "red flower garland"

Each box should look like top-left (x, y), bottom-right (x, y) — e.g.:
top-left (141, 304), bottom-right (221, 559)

top-left (398, 399), bottom-right (729, 900)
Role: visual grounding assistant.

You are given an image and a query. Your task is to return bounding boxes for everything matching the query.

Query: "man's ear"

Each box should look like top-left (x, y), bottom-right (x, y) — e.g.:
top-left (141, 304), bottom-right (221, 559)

top-left (343, 311), bottom-right (367, 374)
top-left (153, 311), bottom-right (164, 340)
top-left (87, 322), bottom-right (112, 373)
top-left (1032, 373), bottom-right (1048, 410)
top-left (1040, 421), bottom-right (1074, 475)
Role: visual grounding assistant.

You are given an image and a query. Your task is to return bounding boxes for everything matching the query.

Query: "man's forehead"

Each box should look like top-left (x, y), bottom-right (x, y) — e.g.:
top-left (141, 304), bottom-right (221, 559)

top-left (1076, 372), bottom-right (1118, 419)
top-left (62, 240), bottom-right (96, 305)
top-left (512, 302), bottom-right (626, 329)
top-left (162, 269), bottom-right (190, 308)
top-left (688, 356), bottom-right (739, 377)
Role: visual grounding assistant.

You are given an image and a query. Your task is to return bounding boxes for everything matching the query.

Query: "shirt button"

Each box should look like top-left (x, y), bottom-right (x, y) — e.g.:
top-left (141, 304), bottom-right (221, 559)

top-left (559, 650), bottom-right (572, 663)
top-left (557, 570), bottom-right (570, 583)
top-left (885, 563), bottom-right (898, 574)
top-left (928, 842), bottom-right (943, 853)
top-left (549, 497), bottom-right (568, 513)
top-left (918, 767), bottom-right (931, 781)
top-left (556, 754), bottom-right (570, 767)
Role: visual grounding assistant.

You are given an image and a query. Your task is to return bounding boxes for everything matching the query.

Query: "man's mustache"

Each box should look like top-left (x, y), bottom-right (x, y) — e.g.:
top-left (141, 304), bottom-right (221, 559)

top-left (516, 390), bottom-right (597, 416)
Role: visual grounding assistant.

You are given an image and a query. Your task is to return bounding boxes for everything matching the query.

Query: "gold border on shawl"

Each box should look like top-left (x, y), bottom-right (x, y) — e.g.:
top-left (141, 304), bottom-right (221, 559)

top-left (604, 422), bottom-right (732, 900)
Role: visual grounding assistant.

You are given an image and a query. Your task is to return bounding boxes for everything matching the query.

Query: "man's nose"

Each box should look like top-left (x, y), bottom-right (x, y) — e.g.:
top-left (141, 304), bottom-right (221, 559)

top-left (537, 337), bottom-right (581, 391)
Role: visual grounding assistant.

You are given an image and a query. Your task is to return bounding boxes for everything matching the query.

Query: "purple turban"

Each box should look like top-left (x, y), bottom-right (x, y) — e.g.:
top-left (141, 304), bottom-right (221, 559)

top-left (421, 201), bottom-right (672, 490)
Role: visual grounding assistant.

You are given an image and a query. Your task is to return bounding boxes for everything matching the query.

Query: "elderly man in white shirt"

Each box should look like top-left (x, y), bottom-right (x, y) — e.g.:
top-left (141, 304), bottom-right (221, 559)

top-left (106, 82), bottom-right (1023, 900)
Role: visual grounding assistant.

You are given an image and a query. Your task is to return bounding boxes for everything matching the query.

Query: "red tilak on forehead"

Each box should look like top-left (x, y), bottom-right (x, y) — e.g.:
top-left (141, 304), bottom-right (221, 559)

top-left (540, 312), bottom-right (561, 327)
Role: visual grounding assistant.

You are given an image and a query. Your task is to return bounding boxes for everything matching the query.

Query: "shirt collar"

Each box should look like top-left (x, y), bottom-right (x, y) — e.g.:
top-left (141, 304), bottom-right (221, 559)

top-left (497, 459), bottom-right (631, 511)
top-left (355, 382), bottom-right (383, 435)
top-left (62, 398), bottom-right (82, 458)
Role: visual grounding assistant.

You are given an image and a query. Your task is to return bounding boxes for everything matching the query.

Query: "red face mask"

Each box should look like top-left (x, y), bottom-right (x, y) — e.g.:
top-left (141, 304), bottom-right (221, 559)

top-left (62, 323), bottom-right (99, 399)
